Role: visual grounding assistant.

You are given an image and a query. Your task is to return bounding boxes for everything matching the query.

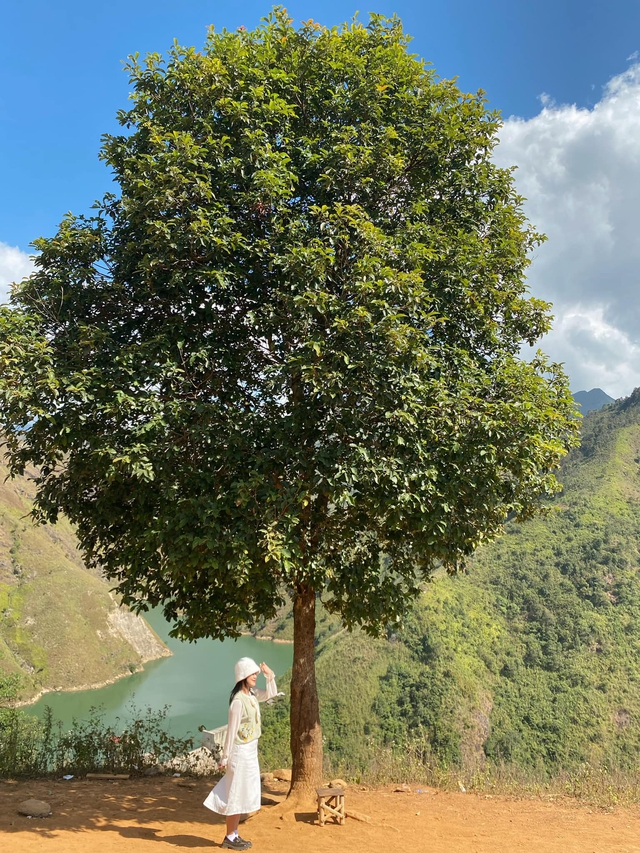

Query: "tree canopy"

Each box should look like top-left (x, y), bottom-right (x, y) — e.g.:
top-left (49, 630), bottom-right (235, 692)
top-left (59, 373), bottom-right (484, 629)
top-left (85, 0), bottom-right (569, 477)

top-left (0, 10), bottom-right (579, 790)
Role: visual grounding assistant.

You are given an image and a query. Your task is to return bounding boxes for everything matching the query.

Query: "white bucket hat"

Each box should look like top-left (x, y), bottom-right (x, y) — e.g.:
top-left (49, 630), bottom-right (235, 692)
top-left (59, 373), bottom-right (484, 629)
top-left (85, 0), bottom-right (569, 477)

top-left (235, 657), bottom-right (260, 684)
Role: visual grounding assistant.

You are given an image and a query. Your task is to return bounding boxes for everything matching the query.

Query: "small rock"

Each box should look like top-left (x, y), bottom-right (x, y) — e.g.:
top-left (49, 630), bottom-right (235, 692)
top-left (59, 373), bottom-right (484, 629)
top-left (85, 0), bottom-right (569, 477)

top-left (272, 768), bottom-right (292, 782)
top-left (260, 772), bottom-right (274, 784)
top-left (393, 784), bottom-right (412, 793)
top-left (18, 799), bottom-right (51, 818)
top-left (329, 778), bottom-right (348, 790)
top-left (144, 764), bottom-right (163, 777)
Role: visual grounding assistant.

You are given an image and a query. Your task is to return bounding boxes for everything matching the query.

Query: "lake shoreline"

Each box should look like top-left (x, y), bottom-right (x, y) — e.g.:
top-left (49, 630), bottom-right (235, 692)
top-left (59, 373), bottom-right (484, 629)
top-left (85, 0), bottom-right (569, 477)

top-left (19, 632), bottom-right (292, 712)
top-left (14, 666), bottom-right (150, 709)
top-left (240, 632), bottom-right (293, 645)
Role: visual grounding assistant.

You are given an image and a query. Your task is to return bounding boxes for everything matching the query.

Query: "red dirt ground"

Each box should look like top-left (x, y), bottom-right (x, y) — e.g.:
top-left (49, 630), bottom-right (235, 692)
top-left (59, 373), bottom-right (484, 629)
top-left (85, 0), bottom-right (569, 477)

top-left (2, 776), bottom-right (640, 853)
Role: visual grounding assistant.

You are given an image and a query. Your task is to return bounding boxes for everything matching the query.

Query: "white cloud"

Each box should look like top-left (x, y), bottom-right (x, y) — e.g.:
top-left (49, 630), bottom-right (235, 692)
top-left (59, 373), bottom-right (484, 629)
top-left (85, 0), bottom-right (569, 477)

top-left (540, 307), bottom-right (640, 396)
top-left (495, 64), bottom-right (640, 398)
top-left (0, 242), bottom-right (34, 305)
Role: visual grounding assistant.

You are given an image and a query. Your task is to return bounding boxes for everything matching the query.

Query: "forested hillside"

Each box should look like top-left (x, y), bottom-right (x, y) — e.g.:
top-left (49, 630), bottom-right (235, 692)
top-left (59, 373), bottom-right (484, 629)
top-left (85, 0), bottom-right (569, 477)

top-left (261, 388), bottom-right (640, 775)
top-left (0, 456), bottom-right (170, 702)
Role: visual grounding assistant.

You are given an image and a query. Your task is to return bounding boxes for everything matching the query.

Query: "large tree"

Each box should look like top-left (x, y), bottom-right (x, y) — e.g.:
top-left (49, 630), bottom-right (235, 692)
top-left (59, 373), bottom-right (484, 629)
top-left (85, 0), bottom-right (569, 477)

top-left (0, 11), bottom-right (578, 794)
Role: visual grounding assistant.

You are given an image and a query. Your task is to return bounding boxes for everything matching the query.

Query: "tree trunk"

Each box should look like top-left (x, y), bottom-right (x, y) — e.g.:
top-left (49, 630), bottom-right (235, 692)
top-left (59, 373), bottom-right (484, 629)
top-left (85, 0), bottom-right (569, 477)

top-left (289, 584), bottom-right (323, 796)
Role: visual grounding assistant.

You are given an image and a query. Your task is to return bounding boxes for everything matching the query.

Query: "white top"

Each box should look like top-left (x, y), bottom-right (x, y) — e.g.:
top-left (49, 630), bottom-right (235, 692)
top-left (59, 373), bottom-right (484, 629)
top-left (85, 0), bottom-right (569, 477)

top-left (220, 676), bottom-right (277, 764)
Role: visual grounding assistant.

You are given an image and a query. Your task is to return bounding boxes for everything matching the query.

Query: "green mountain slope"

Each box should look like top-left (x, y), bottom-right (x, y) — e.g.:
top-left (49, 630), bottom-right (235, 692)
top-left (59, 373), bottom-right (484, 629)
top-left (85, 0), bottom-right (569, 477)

top-left (262, 389), bottom-right (640, 774)
top-left (0, 457), bottom-right (170, 702)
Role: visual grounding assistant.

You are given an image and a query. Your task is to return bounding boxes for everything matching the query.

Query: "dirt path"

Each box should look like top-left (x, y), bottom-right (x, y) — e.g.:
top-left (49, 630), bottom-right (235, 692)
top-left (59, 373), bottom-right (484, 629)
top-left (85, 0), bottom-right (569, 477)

top-left (2, 776), bottom-right (640, 853)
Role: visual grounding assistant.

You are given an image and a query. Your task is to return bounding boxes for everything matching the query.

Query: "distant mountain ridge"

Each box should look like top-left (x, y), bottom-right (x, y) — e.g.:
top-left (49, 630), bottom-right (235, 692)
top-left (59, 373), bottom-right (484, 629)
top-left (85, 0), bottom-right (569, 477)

top-left (573, 388), bottom-right (615, 415)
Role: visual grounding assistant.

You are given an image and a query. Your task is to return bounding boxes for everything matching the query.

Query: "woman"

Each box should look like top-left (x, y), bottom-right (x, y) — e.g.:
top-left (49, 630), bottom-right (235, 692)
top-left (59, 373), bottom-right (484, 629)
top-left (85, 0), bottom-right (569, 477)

top-left (204, 657), bottom-right (277, 851)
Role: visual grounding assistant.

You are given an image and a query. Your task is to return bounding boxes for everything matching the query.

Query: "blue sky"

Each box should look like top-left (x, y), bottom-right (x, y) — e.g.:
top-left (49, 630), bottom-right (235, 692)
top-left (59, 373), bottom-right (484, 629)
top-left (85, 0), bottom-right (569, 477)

top-left (2, 1), bottom-right (640, 395)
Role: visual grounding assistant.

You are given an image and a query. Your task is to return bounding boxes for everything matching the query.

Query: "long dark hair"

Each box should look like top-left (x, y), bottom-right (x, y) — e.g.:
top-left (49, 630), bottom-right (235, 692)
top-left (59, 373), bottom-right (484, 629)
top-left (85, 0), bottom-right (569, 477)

top-left (229, 679), bottom-right (252, 705)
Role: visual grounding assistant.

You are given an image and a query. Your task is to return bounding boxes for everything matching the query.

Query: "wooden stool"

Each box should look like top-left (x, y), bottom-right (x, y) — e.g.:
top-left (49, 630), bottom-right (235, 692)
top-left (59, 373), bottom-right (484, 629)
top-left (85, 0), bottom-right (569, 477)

top-left (316, 786), bottom-right (345, 826)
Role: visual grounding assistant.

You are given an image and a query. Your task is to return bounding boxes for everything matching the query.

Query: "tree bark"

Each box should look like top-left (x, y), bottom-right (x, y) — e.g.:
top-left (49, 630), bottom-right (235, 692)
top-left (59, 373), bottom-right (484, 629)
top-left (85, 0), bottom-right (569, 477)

top-left (289, 584), bottom-right (323, 795)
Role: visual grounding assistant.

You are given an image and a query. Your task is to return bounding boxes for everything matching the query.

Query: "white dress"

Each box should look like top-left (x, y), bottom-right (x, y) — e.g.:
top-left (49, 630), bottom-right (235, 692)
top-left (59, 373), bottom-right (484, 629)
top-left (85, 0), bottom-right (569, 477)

top-left (203, 678), bottom-right (277, 816)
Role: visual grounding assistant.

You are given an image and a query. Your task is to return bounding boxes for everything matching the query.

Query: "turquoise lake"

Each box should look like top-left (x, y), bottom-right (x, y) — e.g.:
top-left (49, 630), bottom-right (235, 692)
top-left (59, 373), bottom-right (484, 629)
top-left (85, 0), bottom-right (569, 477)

top-left (28, 610), bottom-right (293, 741)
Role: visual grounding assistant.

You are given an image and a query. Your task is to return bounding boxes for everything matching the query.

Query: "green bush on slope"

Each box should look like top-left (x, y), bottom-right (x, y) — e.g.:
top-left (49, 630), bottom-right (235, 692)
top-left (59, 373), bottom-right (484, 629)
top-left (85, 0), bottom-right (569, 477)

top-left (0, 674), bottom-right (194, 777)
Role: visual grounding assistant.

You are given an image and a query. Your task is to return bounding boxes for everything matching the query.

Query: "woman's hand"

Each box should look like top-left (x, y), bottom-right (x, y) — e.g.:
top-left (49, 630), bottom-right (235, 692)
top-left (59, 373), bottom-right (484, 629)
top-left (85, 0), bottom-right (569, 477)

top-left (219, 757), bottom-right (228, 770)
top-left (260, 662), bottom-right (275, 680)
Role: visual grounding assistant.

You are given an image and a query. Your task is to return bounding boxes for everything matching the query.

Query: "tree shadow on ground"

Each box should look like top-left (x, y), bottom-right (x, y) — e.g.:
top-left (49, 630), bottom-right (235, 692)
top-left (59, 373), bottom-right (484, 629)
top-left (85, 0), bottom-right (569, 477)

top-left (101, 825), bottom-right (219, 847)
top-left (0, 776), bottom-right (277, 844)
top-left (0, 774), bottom-right (311, 851)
